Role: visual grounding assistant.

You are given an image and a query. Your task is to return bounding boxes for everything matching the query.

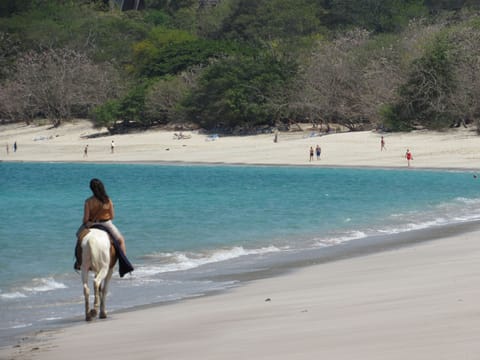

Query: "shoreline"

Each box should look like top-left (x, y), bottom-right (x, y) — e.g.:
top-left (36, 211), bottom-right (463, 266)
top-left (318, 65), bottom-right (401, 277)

top-left (2, 219), bottom-right (480, 359)
top-left (3, 159), bottom-right (480, 172)
top-left (2, 220), bottom-right (480, 359)
top-left (1, 119), bottom-right (480, 170)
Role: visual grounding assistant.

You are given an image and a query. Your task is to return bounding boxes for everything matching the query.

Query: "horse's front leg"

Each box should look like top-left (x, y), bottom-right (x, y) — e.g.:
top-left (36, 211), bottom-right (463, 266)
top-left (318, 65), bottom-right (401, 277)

top-left (82, 270), bottom-right (92, 321)
top-left (99, 268), bottom-right (114, 319)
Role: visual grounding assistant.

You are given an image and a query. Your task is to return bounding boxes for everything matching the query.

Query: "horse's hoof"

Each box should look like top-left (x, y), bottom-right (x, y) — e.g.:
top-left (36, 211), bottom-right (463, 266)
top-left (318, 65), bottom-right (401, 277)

top-left (85, 315), bottom-right (92, 322)
top-left (89, 309), bottom-right (97, 318)
top-left (100, 312), bottom-right (107, 319)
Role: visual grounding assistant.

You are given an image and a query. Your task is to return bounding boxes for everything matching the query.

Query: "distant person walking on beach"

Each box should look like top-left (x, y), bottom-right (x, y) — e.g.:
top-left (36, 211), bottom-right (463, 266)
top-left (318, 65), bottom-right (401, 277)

top-left (316, 145), bottom-right (321, 160)
top-left (6, 143), bottom-right (9, 155)
top-left (13, 141), bottom-right (17, 152)
top-left (111, 140), bottom-right (115, 154)
top-left (83, 145), bottom-right (88, 158)
top-left (309, 146), bottom-right (314, 162)
top-left (405, 149), bottom-right (413, 167)
top-left (381, 136), bottom-right (386, 151)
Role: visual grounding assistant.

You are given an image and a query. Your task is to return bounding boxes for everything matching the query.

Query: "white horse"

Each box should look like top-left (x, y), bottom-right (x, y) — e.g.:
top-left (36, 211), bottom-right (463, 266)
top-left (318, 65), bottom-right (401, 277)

top-left (80, 228), bottom-right (116, 321)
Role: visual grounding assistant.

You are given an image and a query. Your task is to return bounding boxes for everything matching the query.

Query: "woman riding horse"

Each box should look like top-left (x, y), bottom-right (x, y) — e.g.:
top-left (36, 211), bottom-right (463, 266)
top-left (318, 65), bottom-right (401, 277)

top-left (74, 178), bottom-right (127, 270)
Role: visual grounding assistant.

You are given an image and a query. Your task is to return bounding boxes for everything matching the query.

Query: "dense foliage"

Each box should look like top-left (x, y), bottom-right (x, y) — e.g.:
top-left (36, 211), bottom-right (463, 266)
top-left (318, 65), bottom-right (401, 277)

top-left (1, 0), bottom-right (480, 133)
top-left (183, 53), bottom-right (296, 132)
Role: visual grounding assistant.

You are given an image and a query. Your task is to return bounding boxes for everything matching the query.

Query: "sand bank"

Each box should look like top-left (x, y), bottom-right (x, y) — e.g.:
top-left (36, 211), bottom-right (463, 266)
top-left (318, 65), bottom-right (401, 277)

top-left (1, 120), bottom-right (480, 169)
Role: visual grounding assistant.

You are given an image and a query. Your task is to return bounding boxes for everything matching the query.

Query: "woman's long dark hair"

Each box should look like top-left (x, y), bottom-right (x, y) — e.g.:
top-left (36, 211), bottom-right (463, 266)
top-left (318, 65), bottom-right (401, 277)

top-left (90, 178), bottom-right (110, 204)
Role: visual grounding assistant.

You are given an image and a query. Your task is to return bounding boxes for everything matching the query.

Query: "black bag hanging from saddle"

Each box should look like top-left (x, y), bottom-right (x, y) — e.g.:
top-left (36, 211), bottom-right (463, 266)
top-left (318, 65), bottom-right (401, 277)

top-left (91, 224), bottom-right (134, 278)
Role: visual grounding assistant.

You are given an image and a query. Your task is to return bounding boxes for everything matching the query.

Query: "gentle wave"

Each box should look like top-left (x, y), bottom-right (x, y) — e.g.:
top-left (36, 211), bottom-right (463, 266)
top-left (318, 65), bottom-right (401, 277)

top-left (140, 194), bottom-right (480, 275)
top-left (137, 246), bottom-right (282, 276)
top-left (314, 231), bottom-right (367, 247)
top-left (454, 196), bottom-right (480, 205)
top-left (1, 278), bottom-right (67, 300)
top-left (0, 292), bottom-right (27, 300)
top-left (41, 317), bottom-right (62, 322)
top-left (310, 196), bottom-right (480, 247)
top-left (10, 323), bottom-right (33, 329)
top-left (375, 196), bottom-right (480, 234)
top-left (23, 277), bottom-right (67, 293)
top-left (377, 219), bottom-right (450, 235)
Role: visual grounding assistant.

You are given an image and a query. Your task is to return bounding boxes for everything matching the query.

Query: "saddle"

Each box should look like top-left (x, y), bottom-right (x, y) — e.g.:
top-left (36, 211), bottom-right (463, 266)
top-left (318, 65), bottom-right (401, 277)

top-left (76, 225), bottom-right (134, 277)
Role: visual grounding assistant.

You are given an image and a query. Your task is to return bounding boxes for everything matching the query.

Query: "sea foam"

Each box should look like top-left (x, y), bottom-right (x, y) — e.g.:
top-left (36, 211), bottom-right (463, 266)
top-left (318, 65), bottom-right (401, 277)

top-left (23, 277), bottom-right (67, 293)
top-left (136, 245), bottom-right (281, 276)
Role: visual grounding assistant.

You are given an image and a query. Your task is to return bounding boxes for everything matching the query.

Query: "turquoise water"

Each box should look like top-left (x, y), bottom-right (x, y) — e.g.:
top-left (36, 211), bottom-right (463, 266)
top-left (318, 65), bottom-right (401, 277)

top-left (1, 162), bottom-right (479, 344)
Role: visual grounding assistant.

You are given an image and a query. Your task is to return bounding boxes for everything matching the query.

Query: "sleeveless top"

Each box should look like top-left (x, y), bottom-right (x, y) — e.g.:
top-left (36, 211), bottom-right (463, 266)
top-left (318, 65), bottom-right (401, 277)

top-left (85, 196), bottom-right (113, 222)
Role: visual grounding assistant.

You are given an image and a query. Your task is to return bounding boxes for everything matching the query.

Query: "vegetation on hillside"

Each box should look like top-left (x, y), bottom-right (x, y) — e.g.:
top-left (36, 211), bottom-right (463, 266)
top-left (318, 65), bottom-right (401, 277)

top-left (1, 0), bottom-right (480, 134)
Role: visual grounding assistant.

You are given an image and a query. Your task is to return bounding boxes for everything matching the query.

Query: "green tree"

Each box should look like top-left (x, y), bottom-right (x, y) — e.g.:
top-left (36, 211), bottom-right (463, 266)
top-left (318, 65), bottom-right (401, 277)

top-left (117, 83), bottom-right (150, 128)
top-left (424, 0), bottom-right (468, 12)
top-left (323, 0), bottom-right (427, 33)
top-left (220, 0), bottom-right (325, 43)
top-left (0, 1), bottom-right (149, 68)
top-left (133, 32), bottom-right (239, 77)
top-left (183, 54), bottom-right (296, 132)
top-left (91, 99), bottom-right (121, 129)
top-left (0, 32), bottom-right (22, 80)
top-left (195, 0), bottom-right (236, 39)
top-left (145, 0), bottom-right (196, 14)
top-left (0, 0), bottom-right (33, 17)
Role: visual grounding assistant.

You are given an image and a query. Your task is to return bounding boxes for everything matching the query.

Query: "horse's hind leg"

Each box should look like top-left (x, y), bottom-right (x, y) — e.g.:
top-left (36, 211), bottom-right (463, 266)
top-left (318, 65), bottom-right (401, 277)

top-left (82, 271), bottom-right (92, 321)
top-left (99, 268), bottom-right (113, 319)
top-left (90, 276), bottom-right (100, 319)
top-left (92, 268), bottom-right (109, 319)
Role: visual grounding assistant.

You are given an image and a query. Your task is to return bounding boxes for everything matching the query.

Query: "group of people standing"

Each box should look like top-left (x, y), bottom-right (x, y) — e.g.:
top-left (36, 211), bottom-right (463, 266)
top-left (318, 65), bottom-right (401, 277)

top-left (309, 145), bottom-right (321, 162)
top-left (5, 141), bottom-right (17, 155)
top-left (306, 136), bottom-right (413, 166)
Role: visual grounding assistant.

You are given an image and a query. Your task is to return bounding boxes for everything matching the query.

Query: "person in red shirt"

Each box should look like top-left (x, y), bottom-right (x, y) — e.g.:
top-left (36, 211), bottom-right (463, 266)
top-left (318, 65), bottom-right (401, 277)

top-left (405, 149), bottom-right (413, 167)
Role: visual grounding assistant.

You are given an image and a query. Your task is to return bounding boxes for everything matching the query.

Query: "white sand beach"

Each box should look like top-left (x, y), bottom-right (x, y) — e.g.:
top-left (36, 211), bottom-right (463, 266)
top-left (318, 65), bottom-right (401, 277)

top-left (1, 119), bottom-right (480, 169)
top-left (2, 120), bottom-right (480, 359)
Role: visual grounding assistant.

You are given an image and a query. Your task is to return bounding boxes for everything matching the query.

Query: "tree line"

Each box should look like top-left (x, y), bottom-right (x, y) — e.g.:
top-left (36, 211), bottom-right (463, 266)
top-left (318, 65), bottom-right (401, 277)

top-left (1, 0), bottom-right (480, 133)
